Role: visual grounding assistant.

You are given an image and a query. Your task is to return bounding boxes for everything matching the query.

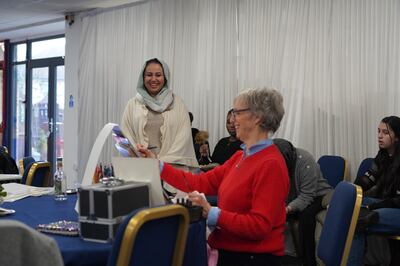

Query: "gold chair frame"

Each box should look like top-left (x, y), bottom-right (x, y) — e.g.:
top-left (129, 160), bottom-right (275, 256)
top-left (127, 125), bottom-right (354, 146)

top-left (340, 184), bottom-right (362, 265)
top-left (26, 162), bottom-right (51, 186)
top-left (19, 159), bottom-right (25, 175)
top-left (116, 205), bottom-right (189, 266)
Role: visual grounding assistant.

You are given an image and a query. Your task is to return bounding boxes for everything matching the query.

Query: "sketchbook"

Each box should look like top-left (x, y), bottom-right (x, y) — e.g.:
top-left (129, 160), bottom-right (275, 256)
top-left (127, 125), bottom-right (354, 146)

top-left (112, 125), bottom-right (141, 157)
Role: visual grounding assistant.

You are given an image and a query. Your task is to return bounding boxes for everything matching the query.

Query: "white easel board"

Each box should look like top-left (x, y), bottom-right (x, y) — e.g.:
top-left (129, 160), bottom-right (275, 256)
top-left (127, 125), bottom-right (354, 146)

top-left (112, 157), bottom-right (164, 206)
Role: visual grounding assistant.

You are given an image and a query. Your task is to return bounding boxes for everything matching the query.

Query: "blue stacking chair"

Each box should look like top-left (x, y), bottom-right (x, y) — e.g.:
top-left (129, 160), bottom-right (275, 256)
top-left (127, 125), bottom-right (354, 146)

top-left (356, 157), bottom-right (374, 179)
top-left (317, 181), bottom-right (362, 266)
top-left (317, 155), bottom-right (348, 188)
top-left (19, 156), bottom-right (35, 175)
top-left (19, 157), bottom-right (51, 187)
top-left (108, 204), bottom-right (189, 266)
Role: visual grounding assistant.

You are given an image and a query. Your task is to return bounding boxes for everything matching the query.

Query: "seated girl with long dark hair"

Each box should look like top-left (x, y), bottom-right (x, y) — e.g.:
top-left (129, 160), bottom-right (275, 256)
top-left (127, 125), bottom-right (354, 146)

top-left (348, 116), bottom-right (400, 266)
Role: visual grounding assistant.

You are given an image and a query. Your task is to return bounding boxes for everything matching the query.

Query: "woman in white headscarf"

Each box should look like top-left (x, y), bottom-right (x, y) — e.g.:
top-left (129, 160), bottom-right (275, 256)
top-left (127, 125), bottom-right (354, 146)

top-left (121, 58), bottom-right (198, 195)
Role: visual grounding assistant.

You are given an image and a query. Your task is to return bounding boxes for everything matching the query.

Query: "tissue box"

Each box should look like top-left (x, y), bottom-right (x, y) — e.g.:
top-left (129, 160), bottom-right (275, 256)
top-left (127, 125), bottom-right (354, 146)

top-left (78, 181), bottom-right (149, 242)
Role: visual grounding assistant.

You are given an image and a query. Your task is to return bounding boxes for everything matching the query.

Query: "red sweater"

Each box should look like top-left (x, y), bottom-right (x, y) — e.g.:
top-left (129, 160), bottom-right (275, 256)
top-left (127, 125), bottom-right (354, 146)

top-left (161, 145), bottom-right (289, 255)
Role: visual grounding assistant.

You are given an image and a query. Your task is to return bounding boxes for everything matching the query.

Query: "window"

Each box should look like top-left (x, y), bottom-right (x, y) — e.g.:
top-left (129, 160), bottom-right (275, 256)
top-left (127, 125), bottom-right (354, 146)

top-left (0, 42), bottom-right (4, 61)
top-left (32, 38), bottom-right (65, 59)
top-left (14, 64), bottom-right (26, 160)
top-left (10, 36), bottom-right (65, 167)
top-left (13, 43), bottom-right (27, 62)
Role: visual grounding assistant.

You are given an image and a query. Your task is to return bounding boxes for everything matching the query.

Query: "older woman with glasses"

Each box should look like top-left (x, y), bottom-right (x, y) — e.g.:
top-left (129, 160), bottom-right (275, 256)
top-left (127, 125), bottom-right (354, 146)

top-left (138, 87), bottom-right (289, 266)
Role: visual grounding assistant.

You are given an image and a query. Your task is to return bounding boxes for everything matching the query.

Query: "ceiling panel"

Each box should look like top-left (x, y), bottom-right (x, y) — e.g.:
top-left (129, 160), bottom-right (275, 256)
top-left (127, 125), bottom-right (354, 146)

top-left (0, 0), bottom-right (143, 41)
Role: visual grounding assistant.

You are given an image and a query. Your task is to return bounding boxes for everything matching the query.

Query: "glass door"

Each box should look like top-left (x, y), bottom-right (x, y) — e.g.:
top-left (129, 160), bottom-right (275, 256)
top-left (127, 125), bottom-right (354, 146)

top-left (10, 36), bottom-right (65, 170)
top-left (31, 67), bottom-right (49, 161)
top-left (55, 66), bottom-right (64, 161)
top-left (30, 63), bottom-right (64, 170)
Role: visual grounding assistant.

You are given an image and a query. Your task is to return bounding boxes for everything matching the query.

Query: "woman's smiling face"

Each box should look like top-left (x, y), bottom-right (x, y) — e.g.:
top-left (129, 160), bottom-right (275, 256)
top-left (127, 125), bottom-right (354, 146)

top-left (143, 63), bottom-right (165, 97)
top-left (231, 99), bottom-right (256, 142)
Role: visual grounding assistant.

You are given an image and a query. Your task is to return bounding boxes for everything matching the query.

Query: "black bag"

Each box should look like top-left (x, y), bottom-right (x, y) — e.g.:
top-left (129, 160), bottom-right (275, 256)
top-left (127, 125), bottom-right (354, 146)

top-left (0, 149), bottom-right (19, 174)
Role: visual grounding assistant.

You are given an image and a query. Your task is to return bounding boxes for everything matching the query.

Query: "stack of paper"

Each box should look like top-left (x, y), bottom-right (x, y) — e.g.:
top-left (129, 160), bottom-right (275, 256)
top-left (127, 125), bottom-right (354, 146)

top-left (2, 183), bottom-right (54, 202)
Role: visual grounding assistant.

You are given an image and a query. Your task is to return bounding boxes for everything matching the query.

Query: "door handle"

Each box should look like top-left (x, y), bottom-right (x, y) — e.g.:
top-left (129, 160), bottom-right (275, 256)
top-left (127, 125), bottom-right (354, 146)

top-left (49, 118), bottom-right (54, 134)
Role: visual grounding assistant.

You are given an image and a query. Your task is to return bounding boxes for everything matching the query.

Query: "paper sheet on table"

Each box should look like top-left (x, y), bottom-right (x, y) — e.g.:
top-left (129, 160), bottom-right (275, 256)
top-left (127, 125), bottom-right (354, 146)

top-left (112, 157), bottom-right (164, 206)
top-left (2, 182), bottom-right (54, 202)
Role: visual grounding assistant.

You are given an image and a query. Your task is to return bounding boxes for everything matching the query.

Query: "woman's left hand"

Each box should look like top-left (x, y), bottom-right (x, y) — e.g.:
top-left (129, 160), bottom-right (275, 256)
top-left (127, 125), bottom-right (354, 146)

top-left (188, 191), bottom-right (212, 218)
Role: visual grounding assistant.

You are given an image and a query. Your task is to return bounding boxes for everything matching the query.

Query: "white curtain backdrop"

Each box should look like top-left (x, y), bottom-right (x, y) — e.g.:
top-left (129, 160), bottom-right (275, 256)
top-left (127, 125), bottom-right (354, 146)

top-left (237, 0), bottom-right (400, 178)
top-left (77, 0), bottom-right (400, 180)
top-left (78, 0), bottom-right (238, 179)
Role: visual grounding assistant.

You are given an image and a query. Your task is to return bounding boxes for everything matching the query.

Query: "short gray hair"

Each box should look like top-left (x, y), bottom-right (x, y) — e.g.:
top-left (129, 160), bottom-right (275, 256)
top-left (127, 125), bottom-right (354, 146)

top-left (235, 87), bottom-right (284, 133)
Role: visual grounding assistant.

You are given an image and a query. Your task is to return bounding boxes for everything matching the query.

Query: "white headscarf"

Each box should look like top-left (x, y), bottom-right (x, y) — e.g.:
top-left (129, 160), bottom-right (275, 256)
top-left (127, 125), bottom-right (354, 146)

top-left (136, 58), bottom-right (173, 112)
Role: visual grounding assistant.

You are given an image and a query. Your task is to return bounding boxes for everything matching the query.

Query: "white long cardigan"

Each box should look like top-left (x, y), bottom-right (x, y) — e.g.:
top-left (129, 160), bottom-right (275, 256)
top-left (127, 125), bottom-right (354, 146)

top-left (121, 95), bottom-right (198, 169)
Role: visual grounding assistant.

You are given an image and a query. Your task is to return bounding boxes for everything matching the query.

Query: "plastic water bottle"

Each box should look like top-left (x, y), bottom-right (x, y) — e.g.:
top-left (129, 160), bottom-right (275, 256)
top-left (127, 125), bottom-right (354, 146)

top-left (54, 160), bottom-right (67, 201)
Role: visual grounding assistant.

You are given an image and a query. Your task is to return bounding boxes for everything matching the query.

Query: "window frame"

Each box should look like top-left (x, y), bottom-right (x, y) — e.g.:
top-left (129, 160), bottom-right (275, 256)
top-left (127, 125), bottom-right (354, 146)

top-left (8, 34), bottom-right (65, 161)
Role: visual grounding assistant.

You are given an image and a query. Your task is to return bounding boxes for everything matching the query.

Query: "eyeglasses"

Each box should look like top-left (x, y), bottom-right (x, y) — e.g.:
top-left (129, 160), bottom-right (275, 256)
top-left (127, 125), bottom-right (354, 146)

top-left (232, 108), bottom-right (251, 117)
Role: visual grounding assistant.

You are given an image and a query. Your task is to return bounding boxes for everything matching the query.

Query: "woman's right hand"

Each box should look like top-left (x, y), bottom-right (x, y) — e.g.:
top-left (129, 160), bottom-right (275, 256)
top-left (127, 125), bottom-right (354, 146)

top-left (188, 191), bottom-right (211, 218)
top-left (136, 144), bottom-right (156, 158)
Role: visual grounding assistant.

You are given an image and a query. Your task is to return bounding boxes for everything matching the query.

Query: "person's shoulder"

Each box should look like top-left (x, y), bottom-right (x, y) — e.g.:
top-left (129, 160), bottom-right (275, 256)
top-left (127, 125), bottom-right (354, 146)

top-left (232, 139), bottom-right (243, 147)
top-left (257, 146), bottom-right (288, 176)
top-left (230, 150), bottom-right (243, 160)
top-left (126, 96), bottom-right (142, 106)
top-left (216, 137), bottom-right (230, 145)
top-left (170, 94), bottom-right (188, 111)
top-left (296, 148), bottom-right (316, 161)
top-left (295, 148), bottom-right (320, 173)
top-left (261, 145), bottom-right (285, 162)
top-left (122, 97), bottom-right (142, 116)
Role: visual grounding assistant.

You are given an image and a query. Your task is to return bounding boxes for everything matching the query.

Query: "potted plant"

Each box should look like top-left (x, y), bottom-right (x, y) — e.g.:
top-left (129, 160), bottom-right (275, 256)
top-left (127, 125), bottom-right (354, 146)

top-left (0, 184), bottom-right (6, 205)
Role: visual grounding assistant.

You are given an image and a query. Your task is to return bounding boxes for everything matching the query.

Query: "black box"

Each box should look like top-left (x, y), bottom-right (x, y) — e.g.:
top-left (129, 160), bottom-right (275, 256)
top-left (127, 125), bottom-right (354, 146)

top-left (78, 181), bottom-right (149, 243)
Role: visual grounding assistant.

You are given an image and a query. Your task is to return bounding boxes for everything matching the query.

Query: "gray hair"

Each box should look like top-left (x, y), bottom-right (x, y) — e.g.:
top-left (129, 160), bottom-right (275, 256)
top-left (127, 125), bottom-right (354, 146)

top-left (235, 87), bottom-right (284, 133)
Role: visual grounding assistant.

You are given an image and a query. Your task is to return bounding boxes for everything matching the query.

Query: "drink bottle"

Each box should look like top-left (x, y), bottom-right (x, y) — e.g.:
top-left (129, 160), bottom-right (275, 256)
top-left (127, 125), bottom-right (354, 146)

top-left (54, 160), bottom-right (67, 201)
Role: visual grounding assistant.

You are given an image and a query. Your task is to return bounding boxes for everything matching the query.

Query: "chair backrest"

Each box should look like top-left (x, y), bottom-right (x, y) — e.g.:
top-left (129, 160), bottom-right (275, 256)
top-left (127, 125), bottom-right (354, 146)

top-left (317, 181), bottom-right (362, 266)
top-left (317, 155), bottom-right (348, 188)
top-left (108, 204), bottom-right (189, 266)
top-left (356, 157), bottom-right (374, 179)
top-left (19, 156), bottom-right (35, 174)
top-left (21, 160), bottom-right (51, 187)
top-left (0, 220), bottom-right (63, 266)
